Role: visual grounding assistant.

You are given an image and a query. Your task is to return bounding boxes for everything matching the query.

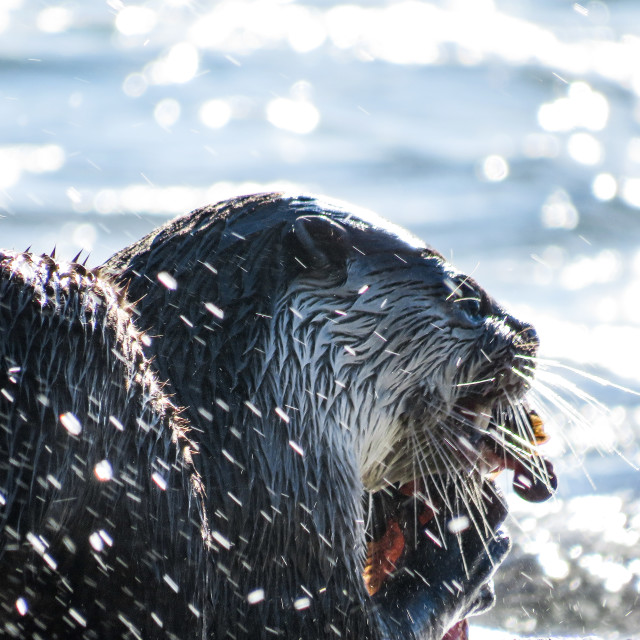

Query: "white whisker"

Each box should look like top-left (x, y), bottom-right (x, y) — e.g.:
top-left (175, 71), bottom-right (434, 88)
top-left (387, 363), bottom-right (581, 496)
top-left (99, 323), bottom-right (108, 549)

top-left (535, 357), bottom-right (640, 397)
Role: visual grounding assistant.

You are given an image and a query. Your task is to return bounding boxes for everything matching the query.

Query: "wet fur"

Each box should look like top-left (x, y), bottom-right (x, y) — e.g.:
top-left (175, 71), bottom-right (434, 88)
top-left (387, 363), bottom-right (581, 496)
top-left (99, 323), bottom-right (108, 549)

top-left (0, 251), bottom-right (206, 638)
top-left (99, 193), bottom-right (537, 638)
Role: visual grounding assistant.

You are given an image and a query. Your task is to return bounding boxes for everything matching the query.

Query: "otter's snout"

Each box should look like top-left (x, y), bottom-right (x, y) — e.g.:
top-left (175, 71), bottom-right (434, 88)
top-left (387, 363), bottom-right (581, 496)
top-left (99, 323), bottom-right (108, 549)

top-left (513, 320), bottom-right (539, 355)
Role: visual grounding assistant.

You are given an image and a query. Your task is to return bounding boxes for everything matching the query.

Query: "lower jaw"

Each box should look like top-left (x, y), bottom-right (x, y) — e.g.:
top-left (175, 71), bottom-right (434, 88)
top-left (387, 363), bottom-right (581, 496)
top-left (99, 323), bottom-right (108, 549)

top-left (456, 398), bottom-right (557, 503)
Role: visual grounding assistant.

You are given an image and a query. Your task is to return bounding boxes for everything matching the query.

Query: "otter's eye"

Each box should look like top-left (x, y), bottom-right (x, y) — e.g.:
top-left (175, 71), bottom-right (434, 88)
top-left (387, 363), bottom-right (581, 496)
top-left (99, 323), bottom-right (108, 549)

top-left (456, 296), bottom-right (484, 323)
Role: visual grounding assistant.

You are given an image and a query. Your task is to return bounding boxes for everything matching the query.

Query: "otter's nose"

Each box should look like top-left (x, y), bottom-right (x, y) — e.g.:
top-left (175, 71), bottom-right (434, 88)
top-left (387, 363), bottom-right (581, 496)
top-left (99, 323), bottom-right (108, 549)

top-left (515, 321), bottom-right (539, 354)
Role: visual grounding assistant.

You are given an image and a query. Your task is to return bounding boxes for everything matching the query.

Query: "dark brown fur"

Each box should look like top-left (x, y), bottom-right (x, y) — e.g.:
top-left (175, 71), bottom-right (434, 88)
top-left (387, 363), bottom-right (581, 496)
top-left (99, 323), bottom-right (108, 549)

top-left (101, 193), bottom-right (522, 639)
top-left (0, 251), bottom-right (206, 639)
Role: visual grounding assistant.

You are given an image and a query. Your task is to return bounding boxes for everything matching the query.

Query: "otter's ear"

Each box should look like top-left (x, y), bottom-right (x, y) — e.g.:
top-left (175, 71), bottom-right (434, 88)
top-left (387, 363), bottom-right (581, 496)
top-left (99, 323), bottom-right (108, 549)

top-left (289, 215), bottom-right (350, 270)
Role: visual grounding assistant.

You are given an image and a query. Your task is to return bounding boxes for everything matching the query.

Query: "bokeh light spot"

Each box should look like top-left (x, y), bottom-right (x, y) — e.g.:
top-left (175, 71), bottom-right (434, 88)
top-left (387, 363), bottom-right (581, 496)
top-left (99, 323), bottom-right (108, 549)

top-left (37, 6), bottom-right (72, 33)
top-left (149, 43), bottom-right (199, 84)
top-left (0, 149), bottom-right (22, 190)
top-left (628, 138), bottom-right (640, 164)
top-left (72, 223), bottom-right (97, 251)
top-left (592, 173), bottom-right (617, 201)
top-left (15, 598), bottom-right (28, 616)
top-left (94, 460), bottom-right (113, 482)
top-left (482, 154), bottom-right (509, 182)
top-left (523, 133), bottom-right (560, 159)
top-left (541, 189), bottom-right (579, 229)
top-left (567, 132), bottom-right (602, 165)
top-left (94, 189), bottom-right (120, 214)
top-left (266, 97), bottom-right (319, 134)
top-left (621, 178), bottom-right (640, 209)
top-left (115, 5), bottom-right (157, 36)
top-left (122, 73), bottom-right (148, 98)
top-left (199, 99), bottom-right (232, 129)
top-left (286, 7), bottom-right (326, 53)
top-left (154, 98), bottom-right (181, 129)
top-left (538, 82), bottom-right (609, 132)
top-left (26, 144), bottom-right (65, 173)
top-left (60, 412), bottom-right (82, 436)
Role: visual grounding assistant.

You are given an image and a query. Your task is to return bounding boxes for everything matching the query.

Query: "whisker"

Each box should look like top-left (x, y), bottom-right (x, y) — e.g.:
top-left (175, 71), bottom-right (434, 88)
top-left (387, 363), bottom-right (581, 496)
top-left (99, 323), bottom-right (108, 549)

top-left (534, 357), bottom-right (640, 397)
top-left (534, 371), bottom-right (608, 416)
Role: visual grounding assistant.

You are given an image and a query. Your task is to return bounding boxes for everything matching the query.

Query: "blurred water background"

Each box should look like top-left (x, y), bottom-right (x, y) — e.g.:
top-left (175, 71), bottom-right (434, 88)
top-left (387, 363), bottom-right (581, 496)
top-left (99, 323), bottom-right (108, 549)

top-left (2, 0), bottom-right (640, 637)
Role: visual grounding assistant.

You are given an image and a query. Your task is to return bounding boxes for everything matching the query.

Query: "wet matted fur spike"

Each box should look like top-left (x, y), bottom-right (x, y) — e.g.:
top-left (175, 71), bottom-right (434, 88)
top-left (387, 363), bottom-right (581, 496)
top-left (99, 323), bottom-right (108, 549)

top-left (101, 192), bottom-right (555, 639)
top-left (0, 250), bottom-right (208, 638)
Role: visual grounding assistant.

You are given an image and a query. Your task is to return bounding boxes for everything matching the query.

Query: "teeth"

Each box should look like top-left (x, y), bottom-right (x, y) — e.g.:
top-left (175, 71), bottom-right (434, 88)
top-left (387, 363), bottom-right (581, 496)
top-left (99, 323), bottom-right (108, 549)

top-left (527, 408), bottom-right (549, 445)
top-left (474, 410), bottom-right (491, 431)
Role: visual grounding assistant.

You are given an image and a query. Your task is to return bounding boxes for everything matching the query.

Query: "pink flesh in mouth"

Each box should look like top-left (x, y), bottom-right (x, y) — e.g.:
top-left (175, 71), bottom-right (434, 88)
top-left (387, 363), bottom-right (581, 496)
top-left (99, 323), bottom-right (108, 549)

top-left (481, 437), bottom-right (557, 503)
top-left (443, 619), bottom-right (469, 640)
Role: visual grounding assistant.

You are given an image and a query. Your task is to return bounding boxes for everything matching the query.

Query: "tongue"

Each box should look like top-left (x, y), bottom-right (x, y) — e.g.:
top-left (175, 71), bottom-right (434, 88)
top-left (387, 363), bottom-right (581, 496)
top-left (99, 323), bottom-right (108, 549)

top-left (483, 407), bottom-right (557, 503)
top-left (512, 456), bottom-right (557, 502)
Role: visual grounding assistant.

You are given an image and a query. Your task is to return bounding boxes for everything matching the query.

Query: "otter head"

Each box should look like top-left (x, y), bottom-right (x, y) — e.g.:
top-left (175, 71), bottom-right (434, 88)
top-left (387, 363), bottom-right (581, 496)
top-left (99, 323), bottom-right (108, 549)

top-left (101, 193), bottom-right (554, 637)
top-left (278, 197), bottom-right (553, 505)
top-left (104, 193), bottom-right (554, 509)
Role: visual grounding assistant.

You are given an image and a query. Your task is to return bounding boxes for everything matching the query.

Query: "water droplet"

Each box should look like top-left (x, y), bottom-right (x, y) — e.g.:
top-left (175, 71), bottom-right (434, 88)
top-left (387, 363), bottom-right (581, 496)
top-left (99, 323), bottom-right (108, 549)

top-left (94, 460), bottom-right (113, 482)
top-left (62, 536), bottom-right (77, 553)
top-left (152, 472), bottom-right (168, 491)
top-left (294, 597), bottom-right (311, 610)
top-left (289, 440), bottom-right (304, 456)
top-left (37, 393), bottom-right (51, 407)
top-left (46, 475), bottom-right (62, 489)
top-left (247, 588), bottom-right (265, 604)
top-left (424, 529), bottom-right (443, 547)
top-left (15, 598), bottom-right (28, 616)
top-left (163, 574), bottom-right (179, 593)
top-left (204, 302), bottom-right (224, 319)
top-left (68, 608), bottom-right (87, 627)
top-left (447, 515), bottom-right (470, 534)
top-left (99, 530), bottom-right (113, 547)
top-left (60, 412), bottom-right (82, 435)
top-left (216, 398), bottom-right (230, 412)
top-left (212, 531), bottom-right (232, 550)
top-left (157, 271), bottom-right (178, 290)
top-left (43, 553), bottom-right (57, 570)
top-left (109, 415), bottom-right (124, 431)
top-left (227, 492), bottom-right (242, 507)
top-left (245, 401), bottom-right (262, 417)
top-left (89, 532), bottom-right (104, 552)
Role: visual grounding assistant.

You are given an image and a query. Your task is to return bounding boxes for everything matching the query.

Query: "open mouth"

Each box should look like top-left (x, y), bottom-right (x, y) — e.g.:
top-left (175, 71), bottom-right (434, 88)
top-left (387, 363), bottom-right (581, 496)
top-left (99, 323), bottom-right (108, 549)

top-left (459, 400), bottom-right (557, 503)
top-left (363, 395), bottom-right (557, 639)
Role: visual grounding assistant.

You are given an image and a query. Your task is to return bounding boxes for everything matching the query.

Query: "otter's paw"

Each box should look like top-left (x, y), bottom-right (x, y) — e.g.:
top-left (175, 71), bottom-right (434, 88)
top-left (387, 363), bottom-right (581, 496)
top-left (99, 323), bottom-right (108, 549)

top-left (372, 481), bottom-right (510, 640)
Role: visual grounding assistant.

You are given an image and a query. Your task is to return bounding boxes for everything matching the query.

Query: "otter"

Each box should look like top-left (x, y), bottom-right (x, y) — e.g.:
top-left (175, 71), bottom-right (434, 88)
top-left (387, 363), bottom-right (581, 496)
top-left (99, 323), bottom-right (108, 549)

top-left (0, 251), bottom-right (208, 638)
top-left (0, 247), bottom-right (506, 640)
top-left (99, 192), bottom-right (556, 639)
